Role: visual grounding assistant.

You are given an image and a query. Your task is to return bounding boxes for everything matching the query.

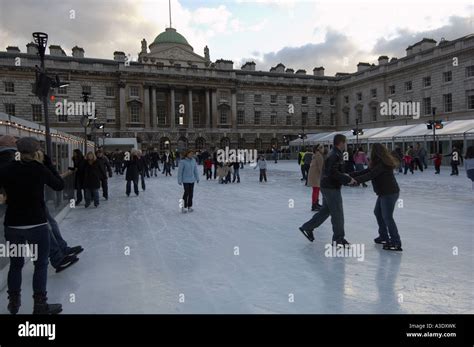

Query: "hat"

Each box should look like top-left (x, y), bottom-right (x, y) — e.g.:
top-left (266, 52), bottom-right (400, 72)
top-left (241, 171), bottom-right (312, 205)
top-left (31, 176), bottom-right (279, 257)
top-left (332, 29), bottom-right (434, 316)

top-left (0, 135), bottom-right (17, 148)
top-left (16, 137), bottom-right (40, 154)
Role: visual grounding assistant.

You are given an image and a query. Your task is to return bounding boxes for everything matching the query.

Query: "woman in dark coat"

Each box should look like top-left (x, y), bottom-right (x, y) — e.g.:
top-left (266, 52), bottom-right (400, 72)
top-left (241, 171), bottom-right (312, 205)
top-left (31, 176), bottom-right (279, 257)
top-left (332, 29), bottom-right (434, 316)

top-left (81, 151), bottom-right (105, 208)
top-left (125, 150), bottom-right (141, 196)
top-left (70, 149), bottom-right (85, 205)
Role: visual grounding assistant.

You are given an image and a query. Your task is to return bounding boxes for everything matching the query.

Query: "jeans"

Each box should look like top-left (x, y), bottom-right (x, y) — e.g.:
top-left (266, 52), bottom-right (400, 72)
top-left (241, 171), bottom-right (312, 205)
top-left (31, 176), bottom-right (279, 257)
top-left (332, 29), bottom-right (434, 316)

top-left (45, 206), bottom-right (69, 268)
top-left (374, 193), bottom-right (401, 246)
top-left (84, 189), bottom-right (99, 206)
top-left (232, 168), bottom-right (240, 182)
top-left (259, 169), bottom-right (267, 182)
top-left (76, 188), bottom-right (83, 204)
top-left (140, 174), bottom-right (146, 191)
top-left (355, 163), bottom-right (365, 171)
top-left (183, 183), bottom-right (194, 208)
top-left (4, 225), bottom-right (50, 294)
top-left (101, 178), bottom-right (109, 199)
top-left (404, 163), bottom-right (413, 174)
top-left (414, 158), bottom-right (423, 172)
top-left (451, 162), bottom-right (459, 175)
top-left (126, 178), bottom-right (139, 196)
top-left (301, 188), bottom-right (345, 242)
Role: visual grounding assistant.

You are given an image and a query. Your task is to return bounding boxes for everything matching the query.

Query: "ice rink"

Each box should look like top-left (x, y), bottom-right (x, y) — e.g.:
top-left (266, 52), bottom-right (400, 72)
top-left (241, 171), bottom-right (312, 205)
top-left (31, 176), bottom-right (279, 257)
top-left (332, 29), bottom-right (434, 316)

top-left (1, 161), bottom-right (473, 314)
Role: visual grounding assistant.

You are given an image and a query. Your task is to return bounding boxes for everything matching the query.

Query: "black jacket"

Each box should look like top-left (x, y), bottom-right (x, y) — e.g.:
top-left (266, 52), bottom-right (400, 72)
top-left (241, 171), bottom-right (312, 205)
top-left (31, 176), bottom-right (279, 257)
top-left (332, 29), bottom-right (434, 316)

top-left (81, 160), bottom-right (106, 189)
top-left (0, 160), bottom-right (64, 226)
top-left (97, 156), bottom-right (112, 179)
top-left (320, 148), bottom-right (352, 189)
top-left (125, 158), bottom-right (141, 181)
top-left (351, 163), bottom-right (400, 196)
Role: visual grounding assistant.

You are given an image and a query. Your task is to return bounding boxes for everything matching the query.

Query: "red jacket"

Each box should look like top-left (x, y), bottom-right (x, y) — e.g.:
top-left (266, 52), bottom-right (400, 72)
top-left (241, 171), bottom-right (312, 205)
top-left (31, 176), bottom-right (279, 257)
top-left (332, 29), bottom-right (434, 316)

top-left (403, 155), bottom-right (413, 165)
top-left (431, 154), bottom-right (442, 166)
top-left (204, 159), bottom-right (213, 169)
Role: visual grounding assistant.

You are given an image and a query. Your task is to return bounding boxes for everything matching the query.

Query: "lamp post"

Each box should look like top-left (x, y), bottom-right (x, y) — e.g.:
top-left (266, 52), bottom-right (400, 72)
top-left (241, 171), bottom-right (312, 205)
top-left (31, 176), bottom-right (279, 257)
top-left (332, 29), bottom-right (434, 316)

top-left (432, 107), bottom-right (437, 153)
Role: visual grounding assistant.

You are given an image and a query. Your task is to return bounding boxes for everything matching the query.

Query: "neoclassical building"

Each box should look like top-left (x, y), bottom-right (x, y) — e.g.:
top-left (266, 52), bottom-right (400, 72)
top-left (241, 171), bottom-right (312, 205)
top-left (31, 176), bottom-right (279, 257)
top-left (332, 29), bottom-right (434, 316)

top-left (0, 27), bottom-right (473, 151)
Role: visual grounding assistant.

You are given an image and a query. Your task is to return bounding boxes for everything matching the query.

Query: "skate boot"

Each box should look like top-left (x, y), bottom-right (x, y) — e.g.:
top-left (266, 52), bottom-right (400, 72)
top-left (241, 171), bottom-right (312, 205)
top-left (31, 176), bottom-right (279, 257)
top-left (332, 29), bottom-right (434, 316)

top-left (298, 227), bottom-right (314, 242)
top-left (374, 236), bottom-right (389, 245)
top-left (7, 290), bottom-right (21, 314)
top-left (383, 242), bottom-right (403, 252)
top-left (181, 207), bottom-right (187, 214)
top-left (33, 292), bottom-right (62, 314)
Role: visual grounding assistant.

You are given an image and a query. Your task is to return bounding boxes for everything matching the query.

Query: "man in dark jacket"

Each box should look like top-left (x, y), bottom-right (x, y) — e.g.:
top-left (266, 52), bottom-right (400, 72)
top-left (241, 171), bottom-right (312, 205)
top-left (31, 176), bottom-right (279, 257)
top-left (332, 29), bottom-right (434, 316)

top-left (299, 134), bottom-right (356, 245)
top-left (96, 149), bottom-right (112, 200)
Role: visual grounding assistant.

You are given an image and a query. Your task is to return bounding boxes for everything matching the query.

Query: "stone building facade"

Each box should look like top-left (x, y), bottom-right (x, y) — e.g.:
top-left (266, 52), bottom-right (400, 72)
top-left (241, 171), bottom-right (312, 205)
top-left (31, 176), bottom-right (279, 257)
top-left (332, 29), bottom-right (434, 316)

top-left (0, 28), bottom-right (473, 151)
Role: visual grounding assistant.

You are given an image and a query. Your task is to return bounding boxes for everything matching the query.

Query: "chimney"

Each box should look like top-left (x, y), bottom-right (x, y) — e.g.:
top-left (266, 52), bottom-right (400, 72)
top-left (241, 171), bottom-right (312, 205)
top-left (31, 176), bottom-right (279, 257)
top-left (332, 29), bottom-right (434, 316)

top-left (357, 62), bottom-right (371, 72)
top-left (26, 42), bottom-right (38, 55)
top-left (49, 45), bottom-right (66, 56)
top-left (313, 66), bottom-right (325, 77)
top-left (6, 46), bottom-right (20, 54)
top-left (215, 59), bottom-right (234, 70)
top-left (241, 61), bottom-right (256, 71)
top-left (274, 63), bottom-right (285, 73)
top-left (378, 55), bottom-right (389, 65)
top-left (72, 46), bottom-right (85, 58)
top-left (295, 69), bottom-right (306, 75)
top-left (114, 51), bottom-right (126, 62)
top-left (285, 68), bottom-right (294, 74)
top-left (406, 38), bottom-right (436, 56)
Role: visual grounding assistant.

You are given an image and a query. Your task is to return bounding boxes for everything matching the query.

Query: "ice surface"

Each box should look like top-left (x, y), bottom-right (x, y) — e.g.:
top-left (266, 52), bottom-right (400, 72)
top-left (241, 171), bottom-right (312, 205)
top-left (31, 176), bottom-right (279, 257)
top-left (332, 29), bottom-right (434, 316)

top-left (1, 161), bottom-right (472, 314)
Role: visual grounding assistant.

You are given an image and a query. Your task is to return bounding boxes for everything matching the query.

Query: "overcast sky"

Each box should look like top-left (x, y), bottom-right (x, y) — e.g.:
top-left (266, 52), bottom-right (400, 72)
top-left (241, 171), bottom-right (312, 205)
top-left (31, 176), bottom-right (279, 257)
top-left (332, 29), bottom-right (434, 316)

top-left (0, 0), bottom-right (473, 75)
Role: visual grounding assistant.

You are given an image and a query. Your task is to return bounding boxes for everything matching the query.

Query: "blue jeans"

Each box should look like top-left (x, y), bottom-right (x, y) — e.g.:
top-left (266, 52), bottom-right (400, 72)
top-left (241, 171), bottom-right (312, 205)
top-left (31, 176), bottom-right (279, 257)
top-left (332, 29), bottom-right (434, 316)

top-left (45, 206), bottom-right (70, 268)
top-left (355, 163), bottom-right (365, 171)
top-left (4, 225), bottom-right (50, 294)
top-left (84, 189), bottom-right (100, 206)
top-left (301, 188), bottom-right (345, 242)
top-left (374, 193), bottom-right (401, 246)
top-left (232, 168), bottom-right (240, 182)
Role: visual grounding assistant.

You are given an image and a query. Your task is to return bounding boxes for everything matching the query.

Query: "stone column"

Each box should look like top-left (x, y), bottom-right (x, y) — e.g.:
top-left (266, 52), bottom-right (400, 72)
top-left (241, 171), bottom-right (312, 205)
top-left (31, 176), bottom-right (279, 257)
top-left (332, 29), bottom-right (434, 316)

top-left (231, 89), bottom-right (237, 129)
top-left (170, 88), bottom-right (175, 129)
top-left (211, 89), bottom-right (218, 128)
top-left (151, 87), bottom-right (157, 129)
top-left (205, 89), bottom-right (210, 128)
top-left (188, 88), bottom-right (193, 129)
top-left (119, 83), bottom-right (126, 130)
top-left (144, 86), bottom-right (151, 129)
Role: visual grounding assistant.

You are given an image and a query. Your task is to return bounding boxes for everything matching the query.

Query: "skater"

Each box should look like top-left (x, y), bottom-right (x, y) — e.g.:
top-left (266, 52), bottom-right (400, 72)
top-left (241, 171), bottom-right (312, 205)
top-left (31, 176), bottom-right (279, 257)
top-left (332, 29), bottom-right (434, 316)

top-left (81, 151), bottom-right (105, 208)
top-left (231, 161), bottom-right (240, 183)
top-left (255, 155), bottom-right (267, 182)
top-left (430, 152), bottom-right (442, 174)
top-left (0, 137), bottom-right (64, 314)
top-left (303, 149), bottom-right (313, 186)
top-left (413, 143), bottom-right (424, 172)
top-left (393, 147), bottom-right (403, 173)
top-left (150, 149), bottom-right (161, 176)
top-left (137, 150), bottom-right (146, 191)
top-left (177, 149), bottom-right (199, 213)
top-left (124, 150), bottom-right (140, 196)
top-left (350, 143), bottom-right (402, 251)
top-left (353, 147), bottom-right (369, 187)
top-left (298, 134), bottom-right (356, 245)
top-left (204, 157), bottom-right (213, 180)
top-left (417, 143), bottom-right (428, 169)
top-left (344, 146), bottom-right (355, 175)
top-left (225, 162), bottom-right (233, 184)
top-left (307, 144), bottom-right (324, 211)
top-left (403, 150), bottom-right (414, 175)
top-left (70, 149), bottom-right (85, 205)
top-left (272, 146), bottom-right (278, 163)
top-left (465, 146), bottom-right (474, 189)
top-left (162, 151), bottom-right (173, 176)
top-left (446, 146), bottom-right (461, 176)
top-left (96, 149), bottom-right (113, 200)
top-left (298, 149), bottom-right (306, 181)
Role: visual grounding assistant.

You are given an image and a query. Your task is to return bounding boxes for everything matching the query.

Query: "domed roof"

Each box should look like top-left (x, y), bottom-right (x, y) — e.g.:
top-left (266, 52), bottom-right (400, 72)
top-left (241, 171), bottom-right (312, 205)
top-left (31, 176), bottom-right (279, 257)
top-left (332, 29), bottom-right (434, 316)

top-left (151, 28), bottom-right (192, 49)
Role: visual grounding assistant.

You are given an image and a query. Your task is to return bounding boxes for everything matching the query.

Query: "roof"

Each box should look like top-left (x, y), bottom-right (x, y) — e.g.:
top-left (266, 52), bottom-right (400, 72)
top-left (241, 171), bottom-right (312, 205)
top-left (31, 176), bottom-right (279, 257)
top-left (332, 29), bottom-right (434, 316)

top-left (151, 28), bottom-right (192, 48)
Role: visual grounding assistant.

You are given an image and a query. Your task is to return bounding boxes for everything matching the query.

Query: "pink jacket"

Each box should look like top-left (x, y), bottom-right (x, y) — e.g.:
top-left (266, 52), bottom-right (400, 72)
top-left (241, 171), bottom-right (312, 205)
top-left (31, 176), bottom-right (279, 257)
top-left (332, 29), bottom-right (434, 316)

top-left (353, 152), bottom-right (368, 165)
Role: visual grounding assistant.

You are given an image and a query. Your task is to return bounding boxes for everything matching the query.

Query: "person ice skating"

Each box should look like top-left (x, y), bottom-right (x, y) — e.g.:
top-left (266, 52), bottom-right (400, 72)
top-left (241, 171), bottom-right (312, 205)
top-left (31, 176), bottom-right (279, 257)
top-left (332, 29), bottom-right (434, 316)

top-left (162, 151), bottom-right (173, 176)
top-left (96, 149), bottom-right (113, 200)
top-left (403, 150), bottom-right (414, 175)
top-left (69, 149), bottom-right (85, 205)
top-left (225, 162), bottom-right (233, 184)
top-left (204, 157), bottom-right (213, 180)
top-left (430, 152), bottom-right (442, 174)
top-left (418, 143), bottom-right (428, 169)
top-left (413, 143), bottom-right (424, 172)
top-left (353, 147), bottom-right (369, 187)
top-left (81, 151), bottom-right (105, 208)
top-left (177, 149), bottom-right (199, 213)
top-left (464, 146), bottom-right (474, 189)
top-left (303, 149), bottom-right (313, 186)
top-left (0, 137), bottom-right (64, 314)
top-left (298, 149), bottom-right (306, 181)
top-left (393, 147), bottom-right (403, 174)
top-left (446, 146), bottom-right (462, 176)
top-left (307, 144), bottom-right (324, 211)
top-left (298, 134), bottom-right (356, 245)
top-left (124, 150), bottom-right (140, 196)
top-left (150, 148), bottom-right (161, 176)
top-left (272, 146), bottom-right (278, 163)
top-left (344, 146), bottom-right (355, 174)
top-left (255, 155), bottom-right (267, 182)
top-left (231, 160), bottom-right (240, 183)
top-left (350, 143), bottom-right (402, 251)
top-left (137, 150), bottom-right (146, 191)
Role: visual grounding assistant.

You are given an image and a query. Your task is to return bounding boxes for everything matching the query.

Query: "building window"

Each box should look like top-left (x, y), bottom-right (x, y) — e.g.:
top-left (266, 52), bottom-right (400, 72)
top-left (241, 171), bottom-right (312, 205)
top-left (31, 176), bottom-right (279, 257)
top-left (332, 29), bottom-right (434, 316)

top-left (423, 97), bottom-right (431, 115)
top-left (254, 94), bottom-right (262, 104)
top-left (237, 93), bottom-right (244, 103)
top-left (344, 96), bottom-right (349, 103)
top-left (344, 111), bottom-right (349, 125)
top-left (330, 97), bottom-right (335, 106)
top-left (82, 85), bottom-right (91, 95)
top-left (193, 111), bottom-right (200, 126)
top-left (270, 95), bottom-right (277, 104)
top-left (254, 111), bottom-right (261, 125)
top-left (4, 103), bottom-right (15, 116)
top-left (443, 71), bottom-right (452, 83)
top-left (157, 106), bottom-right (166, 126)
top-left (32, 104), bottom-right (42, 122)
top-left (302, 112), bottom-right (307, 126)
top-left (371, 89), bottom-right (377, 98)
top-left (371, 106), bottom-right (377, 122)
top-left (356, 93), bottom-right (362, 101)
top-left (316, 112), bottom-right (321, 126)
top-left (4, 82), bottom-right (14, 93)
top-left (219, 91), bottom-right (229, 102)
top-left (106, 86), bottom-right (116, 97)
top-left (286, 95), bottom-right (293, 104)
top-left (356, 109), bottom-right (362, 122)
top-left (423, 76), bottom-right (431, 88)
top-left (130, 86), bottom-right (139, 97)
top-left (468, 94), bottom-right (474, 110)
top-left (57, 86), bottom-right (67, 95)
top-left (130, 104), bottom-right (140, 122)
top-left (389, 85), bottom-right (396, 95)
top-left (330, 111), bottom-right (335, 125)
top-left (237, 110), bottom-right (245, 125)
top-left (405, 81), bottom-right (412, 91)
top-left (270, 111), bottom-right (277, 125)
top-left (302, 96), bottom-right (308, 105)
top-left (316, 97), bottom-right (322, 105)
top-left (174, 64), bottom-right (181, 70)
top-left (443, 94), bottom-right (452, 112)
top-left (106, 108), bottom-right (116, 123)
top-left (220, 109), bottom-right (228, 124)
top-left (466, 66), bottom-right (474, 78)
top-left (58, 113), bottom-right (68, 122)
top-left (286, 115), bottom-right (292, 125)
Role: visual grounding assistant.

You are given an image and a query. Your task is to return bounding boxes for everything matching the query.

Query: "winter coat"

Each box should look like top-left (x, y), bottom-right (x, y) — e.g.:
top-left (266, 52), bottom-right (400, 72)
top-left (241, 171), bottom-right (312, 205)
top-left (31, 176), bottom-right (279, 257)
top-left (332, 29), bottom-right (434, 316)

top-left (256, 160), bottom-right (267, 170)
top-left (124, 157), bottom-right (141, 181)
top-left (97, 156), bottom-right (112, 179)
top-left (320, 147), bottom-right (352, 189)
top-left (298, 152), bottom-right (305, 166)
top-left (177, 158), bottom-right (199, 184)
top-left (353, 151), bottom-right (368, 165)
top-left (303, 152), bottom-right (313, 165)
top-left (204, 159), bottom-right (213, 169)
top-left (72, 157), bottom-right (85, 189)
top-left (307, 152), bottom-right (324, 188)
top-left (351, 163), bottom-right (400, 196)
top-left (81, 160), bottom-right (105, 190)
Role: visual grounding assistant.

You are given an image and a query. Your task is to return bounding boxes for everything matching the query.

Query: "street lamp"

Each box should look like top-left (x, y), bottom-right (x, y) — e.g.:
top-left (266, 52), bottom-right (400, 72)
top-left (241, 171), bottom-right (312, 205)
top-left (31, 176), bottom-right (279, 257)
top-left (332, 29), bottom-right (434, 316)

top-left (352, 118), bottom-right (364, 147)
